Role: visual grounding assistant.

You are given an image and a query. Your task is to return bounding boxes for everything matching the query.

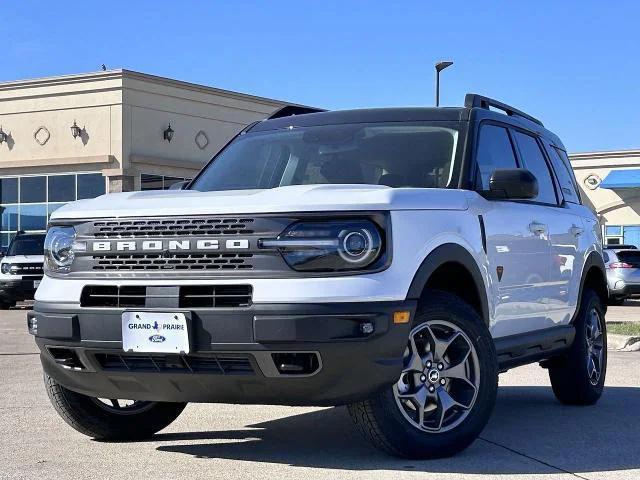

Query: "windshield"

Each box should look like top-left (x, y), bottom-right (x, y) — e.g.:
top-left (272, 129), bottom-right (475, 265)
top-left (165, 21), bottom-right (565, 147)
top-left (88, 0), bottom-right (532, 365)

top-left (190, 123), bottom-right (459, 192)
top-left (7, 235), bottom-right (45, 256)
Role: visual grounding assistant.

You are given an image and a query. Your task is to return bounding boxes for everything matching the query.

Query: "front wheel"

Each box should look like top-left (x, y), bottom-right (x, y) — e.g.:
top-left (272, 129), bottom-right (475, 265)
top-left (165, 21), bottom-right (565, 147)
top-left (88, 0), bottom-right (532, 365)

top-left (44, 373), bottom-right (187, 440)
top-left (348, 290), bottom-right (498, 459)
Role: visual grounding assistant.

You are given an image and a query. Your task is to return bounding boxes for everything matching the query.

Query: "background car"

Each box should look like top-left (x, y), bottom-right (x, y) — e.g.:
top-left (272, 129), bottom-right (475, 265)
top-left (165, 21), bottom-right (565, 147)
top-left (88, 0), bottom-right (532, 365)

top-left (0, 233), bottom-right (45, 309)
top-left (603, 247), bottom-right (640, 305)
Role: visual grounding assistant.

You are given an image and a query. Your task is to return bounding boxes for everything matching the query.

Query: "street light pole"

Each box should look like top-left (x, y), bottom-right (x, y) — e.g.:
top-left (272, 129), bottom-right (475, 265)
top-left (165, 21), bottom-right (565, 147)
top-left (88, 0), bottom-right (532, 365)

top-left (435, 61), bottom-right (454, 107)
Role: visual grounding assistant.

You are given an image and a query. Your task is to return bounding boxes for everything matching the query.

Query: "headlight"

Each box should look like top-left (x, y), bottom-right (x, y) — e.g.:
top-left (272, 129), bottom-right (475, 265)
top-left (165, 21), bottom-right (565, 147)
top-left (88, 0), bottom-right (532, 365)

top-left (261, 220), bottom-right (384, 272)
top-left (44, 226), bottom-right (82, 274)
top-left (1, 263), bottom-right (11, 274)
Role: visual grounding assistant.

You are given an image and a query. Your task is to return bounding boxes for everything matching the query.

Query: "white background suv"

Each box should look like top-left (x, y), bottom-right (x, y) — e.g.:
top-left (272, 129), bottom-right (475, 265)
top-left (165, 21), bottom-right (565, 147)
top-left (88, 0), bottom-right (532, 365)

top-left (0, 233), bottom-right (45, 309)
top-left (30, 94), bottom-right (607, 459)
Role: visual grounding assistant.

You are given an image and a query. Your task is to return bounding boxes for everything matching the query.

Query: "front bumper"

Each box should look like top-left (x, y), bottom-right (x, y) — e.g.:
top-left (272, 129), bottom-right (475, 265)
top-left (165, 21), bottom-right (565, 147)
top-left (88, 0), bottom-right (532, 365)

top-left (31, 300), bottom-right (417, 406)
top-left (0, 277), bottom-right (41, 302)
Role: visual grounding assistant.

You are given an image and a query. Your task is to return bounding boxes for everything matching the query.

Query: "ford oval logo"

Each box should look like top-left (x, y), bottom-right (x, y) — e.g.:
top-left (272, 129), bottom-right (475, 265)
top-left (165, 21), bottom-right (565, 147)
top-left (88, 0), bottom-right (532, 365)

top-left (149, 334), bottom-right (166, 343)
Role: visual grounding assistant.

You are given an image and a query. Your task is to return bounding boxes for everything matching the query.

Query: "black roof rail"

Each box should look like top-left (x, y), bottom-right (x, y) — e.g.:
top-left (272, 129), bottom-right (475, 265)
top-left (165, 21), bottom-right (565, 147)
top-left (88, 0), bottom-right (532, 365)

top-left (464, 93), bottom-right (543, 127)
top-left (267, 105), bottom-right (327, 120)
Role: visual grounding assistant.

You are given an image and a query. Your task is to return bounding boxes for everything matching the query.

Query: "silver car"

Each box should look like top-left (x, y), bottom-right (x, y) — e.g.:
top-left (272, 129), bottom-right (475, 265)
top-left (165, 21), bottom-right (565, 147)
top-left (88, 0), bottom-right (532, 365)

top-left (603, 247), bottom-right (640, 304)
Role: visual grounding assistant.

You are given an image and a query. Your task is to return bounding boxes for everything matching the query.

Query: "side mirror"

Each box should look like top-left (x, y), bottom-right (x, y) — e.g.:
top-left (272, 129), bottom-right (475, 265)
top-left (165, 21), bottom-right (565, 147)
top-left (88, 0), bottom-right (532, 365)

top-left (168, 180), bottom-right (189, 191)
top-left (486, 168), bottom-right (538, 200)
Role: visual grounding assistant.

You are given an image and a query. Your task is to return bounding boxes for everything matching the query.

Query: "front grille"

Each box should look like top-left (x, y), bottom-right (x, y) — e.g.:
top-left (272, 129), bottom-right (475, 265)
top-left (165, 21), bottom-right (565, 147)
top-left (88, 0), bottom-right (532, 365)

top-left (80, 284), bottom-right (252, 308)
top-left (90, 253), bottom-right (254, 271)
top-left (69, 215), bottom-right (295, 278)
top-left (12, 264), bottom-right (44, 275)
top-left (92, 217), bottom-right (255, 238)
top-left (179, 285), bottom-right (252, 308)
top-left (95, 353), bottom-right (254, 375)
top-left (81, 285), bottom-right (146, 308)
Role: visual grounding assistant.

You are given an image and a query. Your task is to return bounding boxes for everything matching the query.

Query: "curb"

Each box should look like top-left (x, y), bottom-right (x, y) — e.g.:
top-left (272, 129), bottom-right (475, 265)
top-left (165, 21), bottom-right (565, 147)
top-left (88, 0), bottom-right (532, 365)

top-left (607, 333), bottom-right (640, 352)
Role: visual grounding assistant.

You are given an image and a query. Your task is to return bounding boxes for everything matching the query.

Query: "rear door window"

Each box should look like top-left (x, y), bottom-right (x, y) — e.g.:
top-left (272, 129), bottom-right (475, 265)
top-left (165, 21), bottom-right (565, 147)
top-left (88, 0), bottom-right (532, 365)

top-left (512, 131), bottom-right (558, 205)
top-left (474, 124), bottom-right (518, 190)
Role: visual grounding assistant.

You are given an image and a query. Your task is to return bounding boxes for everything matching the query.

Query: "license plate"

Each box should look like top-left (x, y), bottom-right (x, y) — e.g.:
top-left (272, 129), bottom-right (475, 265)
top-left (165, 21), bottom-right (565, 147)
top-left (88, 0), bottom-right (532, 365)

top-left (122, 312), bottom-right (189, 354)
top-left (33, 280), bottom-right (41, 289)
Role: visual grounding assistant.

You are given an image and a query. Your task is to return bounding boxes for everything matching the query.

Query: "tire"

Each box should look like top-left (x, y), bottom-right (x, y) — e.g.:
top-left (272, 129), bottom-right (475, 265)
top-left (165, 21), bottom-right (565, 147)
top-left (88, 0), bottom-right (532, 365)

top-left (44, 373), bottom-right (187, 440)
top-left (607, 296), bottom-right (625, 306)
top-left (348, 290), bottom-right (498, 459)
top-left (0, 301), bottom-right (15, 310)
top-left (548, 288), bottom-right (606, 405)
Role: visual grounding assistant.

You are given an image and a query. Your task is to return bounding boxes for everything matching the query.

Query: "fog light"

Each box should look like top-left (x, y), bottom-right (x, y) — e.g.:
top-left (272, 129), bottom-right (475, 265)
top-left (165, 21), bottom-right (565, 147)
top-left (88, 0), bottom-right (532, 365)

top-left (360, 321), bottom-right (375, 335)
top-left (27, 315), bottom-right (37, 335)
top-left (393, 311), bottom-right (411, 324)
top-left (615, 280), bottom-right (626, 290)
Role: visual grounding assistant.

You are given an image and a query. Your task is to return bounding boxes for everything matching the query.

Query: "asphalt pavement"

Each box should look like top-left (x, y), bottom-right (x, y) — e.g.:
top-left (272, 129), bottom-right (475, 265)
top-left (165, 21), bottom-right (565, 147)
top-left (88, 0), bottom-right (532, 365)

top-left (1, 307), bottom-right (639, 480)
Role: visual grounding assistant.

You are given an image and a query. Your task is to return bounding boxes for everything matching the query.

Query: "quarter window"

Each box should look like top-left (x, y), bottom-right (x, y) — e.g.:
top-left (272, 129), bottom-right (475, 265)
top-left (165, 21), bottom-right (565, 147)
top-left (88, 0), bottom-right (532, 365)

top-left (512, 131), bottom-right (557, 204)
top-left (475, 125), bottom-right (518, 190)
top-left (544, 144), bottom-right (580, 204)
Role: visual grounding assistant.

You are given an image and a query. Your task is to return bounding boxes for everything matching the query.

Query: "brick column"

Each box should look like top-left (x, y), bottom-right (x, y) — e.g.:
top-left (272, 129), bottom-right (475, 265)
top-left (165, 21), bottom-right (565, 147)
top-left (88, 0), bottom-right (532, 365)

top-left (107, 175), bottom-right (135, 193)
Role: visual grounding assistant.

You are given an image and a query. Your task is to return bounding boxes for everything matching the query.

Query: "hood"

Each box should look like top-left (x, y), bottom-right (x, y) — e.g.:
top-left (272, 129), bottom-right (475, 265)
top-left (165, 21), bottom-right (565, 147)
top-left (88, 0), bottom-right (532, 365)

top-left (50, 184), bottom-right (469, 220)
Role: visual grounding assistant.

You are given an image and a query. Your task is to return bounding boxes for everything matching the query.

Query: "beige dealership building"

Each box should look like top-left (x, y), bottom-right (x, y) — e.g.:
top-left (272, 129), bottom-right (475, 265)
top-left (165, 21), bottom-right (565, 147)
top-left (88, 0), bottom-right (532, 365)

top-left (570, 150), bottom-right (640, 246)
top-left (0, 69), bottom-right (291, 247)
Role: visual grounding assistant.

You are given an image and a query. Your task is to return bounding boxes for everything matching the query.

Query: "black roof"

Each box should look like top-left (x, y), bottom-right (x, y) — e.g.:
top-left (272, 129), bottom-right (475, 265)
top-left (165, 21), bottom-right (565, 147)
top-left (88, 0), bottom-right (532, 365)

top-left (250, 107), bottom-right (470, 132)
top-left (250, 93), bottom-right (565, 149)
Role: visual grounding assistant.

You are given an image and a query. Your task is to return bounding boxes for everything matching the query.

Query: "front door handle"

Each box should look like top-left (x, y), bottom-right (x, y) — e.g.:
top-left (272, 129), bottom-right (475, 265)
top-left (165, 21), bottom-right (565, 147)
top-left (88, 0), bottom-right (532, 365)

top-left (570, 225), bottom-right (584, 237)
top-left (529, 222), bottom-right (547, 235)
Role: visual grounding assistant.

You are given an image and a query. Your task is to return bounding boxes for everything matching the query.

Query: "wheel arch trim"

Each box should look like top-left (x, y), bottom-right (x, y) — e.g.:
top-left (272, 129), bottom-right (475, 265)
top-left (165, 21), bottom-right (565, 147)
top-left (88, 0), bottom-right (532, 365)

top-left (405, 243), bottom-right (489, 326)
top-left (574, 250), bottom-right (607, 322)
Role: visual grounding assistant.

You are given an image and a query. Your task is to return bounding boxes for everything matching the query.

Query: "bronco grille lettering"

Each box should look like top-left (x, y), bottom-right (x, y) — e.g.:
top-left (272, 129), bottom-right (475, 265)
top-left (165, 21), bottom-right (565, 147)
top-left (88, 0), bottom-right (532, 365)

top-left (89, 238), bottom-right (250, 253)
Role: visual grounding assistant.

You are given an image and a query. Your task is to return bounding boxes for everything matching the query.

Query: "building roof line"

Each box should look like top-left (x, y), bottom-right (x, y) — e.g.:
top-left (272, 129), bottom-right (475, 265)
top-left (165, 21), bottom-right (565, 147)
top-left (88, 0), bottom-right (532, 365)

top-left (569, 149), bottom-right (640, 160)
top-left (0, 69), bottom-right (308, 108)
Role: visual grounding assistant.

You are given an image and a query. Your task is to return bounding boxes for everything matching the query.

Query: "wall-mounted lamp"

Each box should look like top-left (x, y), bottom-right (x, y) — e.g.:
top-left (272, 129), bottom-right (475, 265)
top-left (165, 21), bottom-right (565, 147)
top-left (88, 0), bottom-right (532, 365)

top-left (163, 123), bottom-right (174, 143)
top-left (0, 126), bottom-right (7, 144)
top-left (71, 120), bottom-right (84, 139)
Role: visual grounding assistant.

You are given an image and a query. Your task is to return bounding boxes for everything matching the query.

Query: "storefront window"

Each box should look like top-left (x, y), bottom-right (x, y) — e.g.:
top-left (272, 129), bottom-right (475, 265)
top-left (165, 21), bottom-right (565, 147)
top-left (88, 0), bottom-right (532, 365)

top-left (0, 172), bottom-right (106, 247)
top-left (0, 178), bottom-right (18, 204)
top-left (20, 176), bottom-right (46, 203)
top-left (48, 175), bottom-right (76, 202)
top-left (141, 173), bottom-right (191, 190)
top-left (77, 173), bottom-right (106, 199)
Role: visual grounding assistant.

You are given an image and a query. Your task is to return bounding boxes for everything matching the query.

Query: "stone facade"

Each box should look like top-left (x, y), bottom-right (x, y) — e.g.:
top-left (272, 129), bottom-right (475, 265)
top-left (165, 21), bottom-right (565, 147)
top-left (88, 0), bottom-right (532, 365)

top-left (570, 150), bottom-right (640, 246)
top-left (0, 69), bottom-right (291, 191)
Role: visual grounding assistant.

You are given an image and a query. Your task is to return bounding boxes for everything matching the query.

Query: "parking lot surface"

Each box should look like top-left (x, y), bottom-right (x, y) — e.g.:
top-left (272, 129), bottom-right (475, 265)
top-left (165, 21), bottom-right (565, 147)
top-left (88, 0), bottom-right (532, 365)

top-left (1, 307), bottom-right (639, 480)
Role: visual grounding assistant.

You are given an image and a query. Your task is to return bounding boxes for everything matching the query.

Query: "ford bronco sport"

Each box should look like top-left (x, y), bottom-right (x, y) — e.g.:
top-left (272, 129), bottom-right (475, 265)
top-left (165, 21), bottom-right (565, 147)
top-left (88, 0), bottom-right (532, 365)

top-left (30, 94), bottom-right (607, 459)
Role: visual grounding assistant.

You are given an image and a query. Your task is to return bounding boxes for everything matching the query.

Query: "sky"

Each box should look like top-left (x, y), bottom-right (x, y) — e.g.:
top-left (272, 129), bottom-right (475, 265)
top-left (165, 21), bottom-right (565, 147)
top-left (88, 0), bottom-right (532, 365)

top-left (1, 1), bottom-right (638, 153)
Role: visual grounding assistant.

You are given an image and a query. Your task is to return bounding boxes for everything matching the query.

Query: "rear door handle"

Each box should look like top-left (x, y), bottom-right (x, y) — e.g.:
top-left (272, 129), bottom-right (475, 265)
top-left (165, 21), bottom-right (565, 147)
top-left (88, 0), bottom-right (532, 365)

top-left (529, 222), bottom-right (547, 235)
top-left (570, 225), bottom-right (584, 237)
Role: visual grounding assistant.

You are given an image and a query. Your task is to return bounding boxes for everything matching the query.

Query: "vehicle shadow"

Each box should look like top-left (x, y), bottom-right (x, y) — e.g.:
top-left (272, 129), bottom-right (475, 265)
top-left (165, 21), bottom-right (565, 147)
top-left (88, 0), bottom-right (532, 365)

top-left (155, 386), bottom-right (640, 474)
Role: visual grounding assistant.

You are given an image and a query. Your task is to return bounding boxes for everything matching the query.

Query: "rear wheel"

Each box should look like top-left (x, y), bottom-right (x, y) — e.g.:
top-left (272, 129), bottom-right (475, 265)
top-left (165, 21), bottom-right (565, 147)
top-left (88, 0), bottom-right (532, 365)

top-left (348, 290), bottom-right (497, 459)
top-left (44, 373), bottom-right (186, 440)
top-left (548, 289), bottom-right (606, 405)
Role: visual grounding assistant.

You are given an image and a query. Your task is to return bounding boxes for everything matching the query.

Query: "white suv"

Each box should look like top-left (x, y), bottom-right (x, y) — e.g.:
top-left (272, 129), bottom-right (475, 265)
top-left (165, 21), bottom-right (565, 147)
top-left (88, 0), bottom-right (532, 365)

top-left (30, 95), bottom-right (607, 459)
top-left (0, 233), bottom-right (45, 309)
